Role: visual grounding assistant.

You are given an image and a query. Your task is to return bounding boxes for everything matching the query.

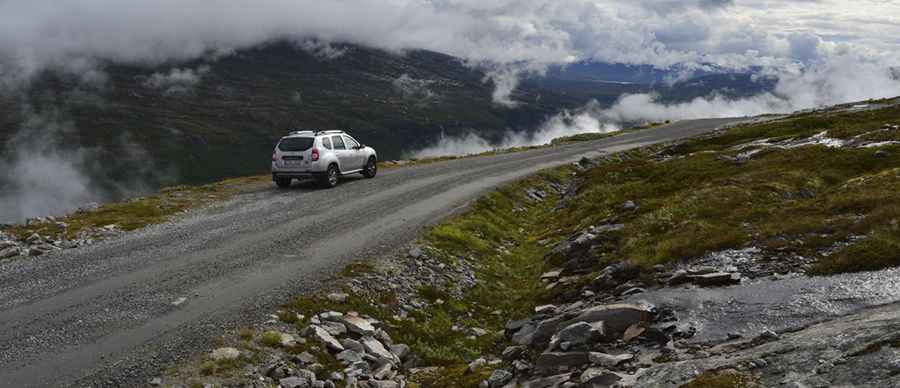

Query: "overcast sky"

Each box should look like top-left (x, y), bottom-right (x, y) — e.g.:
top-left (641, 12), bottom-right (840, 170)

top-left (0, 0), bottom-right (898, 104)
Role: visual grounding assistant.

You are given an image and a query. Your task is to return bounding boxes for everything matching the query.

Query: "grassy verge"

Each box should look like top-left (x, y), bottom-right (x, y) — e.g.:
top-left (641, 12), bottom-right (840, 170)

top-left (543, 104), bottom-right (900, 273)
top-left (2, 175), bottom-right (272, 241)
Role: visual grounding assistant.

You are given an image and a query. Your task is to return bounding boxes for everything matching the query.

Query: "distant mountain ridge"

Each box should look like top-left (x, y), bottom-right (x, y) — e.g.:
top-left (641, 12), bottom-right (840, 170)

top-left (0, 41), bottom-right (775, 197)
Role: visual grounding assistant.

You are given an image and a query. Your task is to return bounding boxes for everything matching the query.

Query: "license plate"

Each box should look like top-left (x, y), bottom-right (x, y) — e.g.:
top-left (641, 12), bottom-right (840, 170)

top-left (285, 160), bottom-right (303, 166)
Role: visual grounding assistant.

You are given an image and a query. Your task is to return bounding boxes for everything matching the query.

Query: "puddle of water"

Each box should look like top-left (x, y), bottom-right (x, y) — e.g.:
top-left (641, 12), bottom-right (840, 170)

top-left (628, 267), bottom-right (900, 342)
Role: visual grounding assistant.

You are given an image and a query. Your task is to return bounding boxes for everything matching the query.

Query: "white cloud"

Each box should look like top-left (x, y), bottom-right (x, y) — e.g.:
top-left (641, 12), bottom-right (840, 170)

top-left (409, 100), bottom-right (620, 158)
top-left (0, 1), bottom-right (896, 111)
top-left (143, 65), bottom-right (210, 95)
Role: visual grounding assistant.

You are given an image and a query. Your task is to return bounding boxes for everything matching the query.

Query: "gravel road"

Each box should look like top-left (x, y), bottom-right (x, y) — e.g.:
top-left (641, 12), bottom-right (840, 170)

top-left (0, 118), bottom-right (742, 387)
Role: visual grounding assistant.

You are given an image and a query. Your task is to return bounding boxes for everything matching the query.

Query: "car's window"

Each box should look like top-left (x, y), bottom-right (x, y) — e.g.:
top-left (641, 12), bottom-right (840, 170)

top-left (344, 136), bottom-right (360, 149)
top-left (321, 137), bottom-right (332, 150)
top-left (332, 135), bottom-right (346, 150)
top-left (278, 137), bottom-right (314, 152)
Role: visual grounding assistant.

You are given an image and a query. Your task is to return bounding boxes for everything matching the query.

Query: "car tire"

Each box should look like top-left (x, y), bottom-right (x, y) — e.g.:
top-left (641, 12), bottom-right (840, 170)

top-left (275, 177), bottom-right (292, 188)
top-left (320, 164), bottom-right (340, 188)
top-left (362, 157), bottom-right (377, 178)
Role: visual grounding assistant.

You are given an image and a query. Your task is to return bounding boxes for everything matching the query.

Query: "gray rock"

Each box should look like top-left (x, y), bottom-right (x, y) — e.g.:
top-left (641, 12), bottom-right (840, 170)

top-left (295, 352), bottom-right (318, 364)
top-left (563, 303), bottom-right (650, 337)
top-left (389, 344), bottom-right (410, 360)
top-left (341, 338), bottom-right (366, 353)
top-left (760, 329), bottom-right (779, 340)
top-left (622, 200), bottom-right (637, 210)
top-left (372, 362), bottom-right (393, 380)
top-left (551, 321), bottom-right (605, 349)
top-left (620, 287), bottom-right (646, 296)
top-left (513, 360), bottom-right (531, 372)
top-left (210, 347), bottom-right (240, 361)
top-left (336, 349), bottom-right (364, 364)
top-left (0, 246), bottom-right (21, 259)
top-left (582, 369), bottom-right (622, 386)
top-left (375, 328), bottom-right (393, 345)
top-left (467, 357), bottom-right (488, 372)
top-left (280, 376), bottom-right (311, 388)
top-left (588, 352), bottom-right (633, 367)
top-left (0, 240), bottom-right (17, 250)
top-left (511, 322), bottom-right (537, 346)
top-left (25, 233), bottom-right (42, 244)
top-left (148, 377), bottom-right (162, 386)
top-left (319, 311), bottom-right (344, 321)
top-left (540, 270), bottom-right (562, 281)
top-left (502, 345), bottom-right (526, 360)
top-left (534, 304), bottom-right (558, 314)
top-left (321, 321), bottom-right (348, 336)
top-left (265, 361), bottom-right (295, 379)
top-left (521, 373), bottom-right (572, 388)
top-left (340, 315), bottom-right (377, 336)
top-left (327, 292), bottom-right (349, 303)
top-left (506, 317), bottom-right (533, 332)
top-left (362, 336), bottom-right (397, 363)
top-left (328, 372), bottom-right (344, 381)
top-left (367, 381), bottom-right (400, 388)
top-left (309, 325), bottom-right (345, 352)
top-left (488, 369), bottom-right (514, 387)
top-left (529, 315), bottom-right (568, 347)
top-left (535, 352), bottom-right (590, 371)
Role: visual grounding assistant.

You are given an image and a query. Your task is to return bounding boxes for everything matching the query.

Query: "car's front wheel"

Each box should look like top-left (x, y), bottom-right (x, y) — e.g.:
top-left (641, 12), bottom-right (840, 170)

top-left (362, 157), bottom-right (377, 178)
top-left (320, 164), bottom-right (340, 188)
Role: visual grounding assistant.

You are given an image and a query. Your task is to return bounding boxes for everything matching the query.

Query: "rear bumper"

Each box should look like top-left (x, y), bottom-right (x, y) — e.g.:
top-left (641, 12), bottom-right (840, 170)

top-left (272, 171), bottom-right (326, 180)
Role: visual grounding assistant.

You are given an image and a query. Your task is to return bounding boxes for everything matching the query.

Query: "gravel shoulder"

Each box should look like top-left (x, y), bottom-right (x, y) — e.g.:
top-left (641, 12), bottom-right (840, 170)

top-left (0, 118), bottom-right (742, 388)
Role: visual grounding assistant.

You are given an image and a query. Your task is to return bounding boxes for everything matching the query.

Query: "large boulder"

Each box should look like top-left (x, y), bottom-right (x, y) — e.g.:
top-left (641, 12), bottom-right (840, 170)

top-left (550, 321), bottom-right (605, 350)
top-left (563, 304), bottom-right (651, 337)
top-left (340, 315), bottom-right (377, 336)
top-left (535, 352), bottom-right (590, 371)
top-left (361, 336), bottom-right (398, 364)
top-left (308, 325), bottom-right (344, 352)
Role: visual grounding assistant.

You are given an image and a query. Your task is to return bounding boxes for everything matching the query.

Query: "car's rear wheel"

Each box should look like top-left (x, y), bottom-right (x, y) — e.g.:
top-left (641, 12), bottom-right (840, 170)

top-left (320, 164), bottom-right (340, 188)
top-left (362, 157), bottom-right (377, 178)
top-left (275, 177), bottom-right (292, 188)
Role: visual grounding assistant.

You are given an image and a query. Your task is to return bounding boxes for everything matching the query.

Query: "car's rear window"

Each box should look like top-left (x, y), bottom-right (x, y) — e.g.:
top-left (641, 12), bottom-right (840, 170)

top-left (278, 137), bottom-right (314, 152)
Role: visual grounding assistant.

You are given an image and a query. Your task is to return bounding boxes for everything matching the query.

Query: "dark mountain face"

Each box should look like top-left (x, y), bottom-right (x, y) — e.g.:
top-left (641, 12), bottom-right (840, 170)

top-left (0, 42), bottom-right (776, 200)
top-left (0, 42), bottom-right (587, 192)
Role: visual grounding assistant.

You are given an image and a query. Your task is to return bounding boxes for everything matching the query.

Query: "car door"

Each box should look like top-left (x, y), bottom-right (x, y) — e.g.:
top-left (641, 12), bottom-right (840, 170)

top-left (331, 135), bottom-right (353, 170)
top-left (342, 135), bottom-right (365, 168)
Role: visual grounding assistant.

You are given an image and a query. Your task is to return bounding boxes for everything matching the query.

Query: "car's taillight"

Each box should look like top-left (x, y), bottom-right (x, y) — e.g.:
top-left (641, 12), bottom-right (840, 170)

top-left (311, 148), bottom-right (320, 161)
top-left (272, 152), bottom-right (279, 162)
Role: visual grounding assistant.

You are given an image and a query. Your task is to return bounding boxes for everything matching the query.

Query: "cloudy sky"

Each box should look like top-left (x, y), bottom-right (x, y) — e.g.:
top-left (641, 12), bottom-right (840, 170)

top-left (0, 0), bottom-right (897, 75)
top-left (0, 0), bottom-right (897, 110)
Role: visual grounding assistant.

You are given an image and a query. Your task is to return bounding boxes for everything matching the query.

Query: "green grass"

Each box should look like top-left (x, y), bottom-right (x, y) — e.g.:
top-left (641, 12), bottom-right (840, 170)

top-left (259, 330), bottom-right (283, 347)
top-left (679, 371), bottom-right (756, 388)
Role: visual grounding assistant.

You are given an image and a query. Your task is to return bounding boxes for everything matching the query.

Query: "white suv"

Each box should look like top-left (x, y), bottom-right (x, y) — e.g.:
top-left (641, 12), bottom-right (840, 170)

top-left (272, 130), bottom-right (378, 188)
